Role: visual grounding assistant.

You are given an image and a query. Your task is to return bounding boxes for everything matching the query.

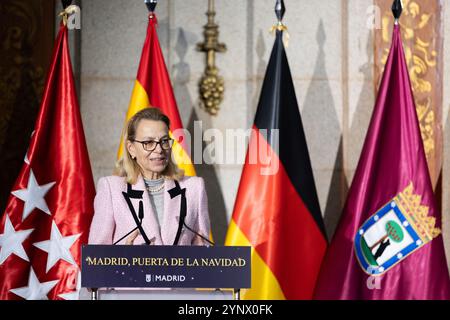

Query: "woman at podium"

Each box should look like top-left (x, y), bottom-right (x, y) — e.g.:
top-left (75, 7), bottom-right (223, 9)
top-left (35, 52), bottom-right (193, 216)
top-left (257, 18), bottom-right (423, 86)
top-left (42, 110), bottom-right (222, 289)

top-left (88, 108), bottom-right (211, 246)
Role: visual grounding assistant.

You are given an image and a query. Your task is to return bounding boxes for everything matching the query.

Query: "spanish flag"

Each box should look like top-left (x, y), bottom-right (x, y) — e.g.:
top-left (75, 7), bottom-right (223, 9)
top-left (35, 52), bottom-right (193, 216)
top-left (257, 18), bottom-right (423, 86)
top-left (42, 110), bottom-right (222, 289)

top-left (225, 30), bottom-right (327, 299)
top-left (117, 14), bottom-right (195, 176)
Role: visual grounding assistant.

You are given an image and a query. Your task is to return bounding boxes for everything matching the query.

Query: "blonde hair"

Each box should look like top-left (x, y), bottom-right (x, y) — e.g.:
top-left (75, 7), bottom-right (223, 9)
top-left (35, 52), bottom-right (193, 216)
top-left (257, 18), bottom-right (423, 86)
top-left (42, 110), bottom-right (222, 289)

top-left (114, 108), bottom-right (184, 184)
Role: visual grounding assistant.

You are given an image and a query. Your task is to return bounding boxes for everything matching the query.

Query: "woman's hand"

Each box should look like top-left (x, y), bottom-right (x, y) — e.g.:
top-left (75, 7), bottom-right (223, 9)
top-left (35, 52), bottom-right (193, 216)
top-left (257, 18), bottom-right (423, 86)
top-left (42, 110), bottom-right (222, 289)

top-left (125, 230), bottom-right (140, 245)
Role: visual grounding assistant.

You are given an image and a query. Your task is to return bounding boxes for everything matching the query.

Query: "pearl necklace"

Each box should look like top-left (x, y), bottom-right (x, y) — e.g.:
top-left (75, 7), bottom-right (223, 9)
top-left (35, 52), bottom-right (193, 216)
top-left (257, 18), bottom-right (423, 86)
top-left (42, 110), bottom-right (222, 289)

top-left (146, 182), bottom-right (165, 193)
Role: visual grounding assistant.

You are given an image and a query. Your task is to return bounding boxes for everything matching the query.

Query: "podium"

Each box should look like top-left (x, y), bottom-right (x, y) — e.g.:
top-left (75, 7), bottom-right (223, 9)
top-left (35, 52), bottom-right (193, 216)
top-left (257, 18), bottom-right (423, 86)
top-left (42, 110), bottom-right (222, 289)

top-left (81, 245), bottom-right (251, 300)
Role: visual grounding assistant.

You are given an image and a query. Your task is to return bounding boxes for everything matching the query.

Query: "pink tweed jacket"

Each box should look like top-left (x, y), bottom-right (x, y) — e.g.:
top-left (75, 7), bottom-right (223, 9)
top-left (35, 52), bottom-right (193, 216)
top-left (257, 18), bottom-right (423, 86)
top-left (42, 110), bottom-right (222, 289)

top-left (88, 175), bottom-right (211, 246)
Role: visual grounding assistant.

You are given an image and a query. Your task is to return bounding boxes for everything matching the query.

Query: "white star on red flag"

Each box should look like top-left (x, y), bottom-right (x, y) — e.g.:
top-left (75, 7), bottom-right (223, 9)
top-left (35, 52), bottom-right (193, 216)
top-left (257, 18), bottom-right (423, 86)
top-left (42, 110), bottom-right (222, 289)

top-left (11, 169), bottom-right (56, 221)
top-left (33, 220), bottom-right (81, 273)
top-left (0, 215), bottom-right (34, 264)
top-left (9, 268), bottom-right (59, 300)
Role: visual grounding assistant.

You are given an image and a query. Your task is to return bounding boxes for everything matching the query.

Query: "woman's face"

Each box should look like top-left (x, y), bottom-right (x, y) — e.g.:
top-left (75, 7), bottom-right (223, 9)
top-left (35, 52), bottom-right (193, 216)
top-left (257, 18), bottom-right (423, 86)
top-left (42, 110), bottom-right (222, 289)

top-left (127, 119), bottom-right (171, 179)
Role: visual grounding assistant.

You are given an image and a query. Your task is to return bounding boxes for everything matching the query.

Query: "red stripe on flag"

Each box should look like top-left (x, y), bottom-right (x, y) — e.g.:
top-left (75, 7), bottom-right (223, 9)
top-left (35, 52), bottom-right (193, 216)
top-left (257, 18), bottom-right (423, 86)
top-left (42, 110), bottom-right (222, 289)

top-left (135, 16), bottom-right (184, 135)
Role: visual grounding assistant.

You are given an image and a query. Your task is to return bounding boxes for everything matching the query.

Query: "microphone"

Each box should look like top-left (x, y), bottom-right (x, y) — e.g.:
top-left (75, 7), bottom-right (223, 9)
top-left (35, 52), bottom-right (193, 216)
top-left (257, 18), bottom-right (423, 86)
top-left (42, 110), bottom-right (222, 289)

top-left (113, 201), bottom-right (144, 245)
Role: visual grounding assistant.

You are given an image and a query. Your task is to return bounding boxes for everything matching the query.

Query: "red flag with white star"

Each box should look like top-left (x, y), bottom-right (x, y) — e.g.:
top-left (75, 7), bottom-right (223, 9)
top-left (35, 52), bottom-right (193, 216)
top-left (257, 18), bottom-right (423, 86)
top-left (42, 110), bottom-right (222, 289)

top-left (0, 22), bottom-right (95, 300)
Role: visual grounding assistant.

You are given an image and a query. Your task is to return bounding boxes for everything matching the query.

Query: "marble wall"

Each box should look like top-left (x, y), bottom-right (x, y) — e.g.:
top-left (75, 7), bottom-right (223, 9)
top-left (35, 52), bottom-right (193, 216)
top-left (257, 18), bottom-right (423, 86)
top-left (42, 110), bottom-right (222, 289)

top-left (73, 0), bottom-right (449, 256)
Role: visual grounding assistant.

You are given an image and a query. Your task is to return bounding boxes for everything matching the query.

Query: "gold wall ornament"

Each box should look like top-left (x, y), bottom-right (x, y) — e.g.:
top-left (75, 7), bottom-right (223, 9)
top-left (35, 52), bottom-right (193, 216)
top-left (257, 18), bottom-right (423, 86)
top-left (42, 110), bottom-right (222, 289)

top-left (374, 0), bottom-right (443, 188)
top-left (197, 0), bottom-right (226, 116)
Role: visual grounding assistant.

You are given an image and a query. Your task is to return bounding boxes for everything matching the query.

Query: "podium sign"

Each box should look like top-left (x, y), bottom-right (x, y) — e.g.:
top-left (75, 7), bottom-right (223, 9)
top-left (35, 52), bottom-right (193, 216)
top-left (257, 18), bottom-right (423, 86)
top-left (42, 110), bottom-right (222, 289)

top-left (81, 245), bottom-right (251, 289)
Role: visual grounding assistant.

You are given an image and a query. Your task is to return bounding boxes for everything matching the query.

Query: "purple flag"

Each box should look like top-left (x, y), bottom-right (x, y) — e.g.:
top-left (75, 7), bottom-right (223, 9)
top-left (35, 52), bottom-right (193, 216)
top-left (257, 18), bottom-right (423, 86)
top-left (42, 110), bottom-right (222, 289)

top-left (314, 24), bottom-right (450, 300)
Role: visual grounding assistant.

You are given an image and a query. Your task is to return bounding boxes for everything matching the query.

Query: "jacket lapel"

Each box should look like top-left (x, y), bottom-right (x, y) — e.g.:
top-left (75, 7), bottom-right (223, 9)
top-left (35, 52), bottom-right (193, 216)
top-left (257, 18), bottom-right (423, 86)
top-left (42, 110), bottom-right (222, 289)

top-left (161, 179), bottom-right (181, 245)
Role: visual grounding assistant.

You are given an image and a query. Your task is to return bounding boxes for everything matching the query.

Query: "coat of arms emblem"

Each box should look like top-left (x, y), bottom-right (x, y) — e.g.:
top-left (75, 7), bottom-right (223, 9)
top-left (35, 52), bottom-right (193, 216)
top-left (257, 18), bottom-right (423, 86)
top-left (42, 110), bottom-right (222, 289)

top-left (354, 183), bottom-right (441, 275)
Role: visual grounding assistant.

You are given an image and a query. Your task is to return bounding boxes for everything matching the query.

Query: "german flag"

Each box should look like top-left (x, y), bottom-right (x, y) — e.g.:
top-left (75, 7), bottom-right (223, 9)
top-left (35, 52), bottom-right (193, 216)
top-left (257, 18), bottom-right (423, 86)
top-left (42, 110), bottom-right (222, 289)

top-left (225, 30), bottom-right (327, 299)
top-left (117, 14), bottom-right (195, 176)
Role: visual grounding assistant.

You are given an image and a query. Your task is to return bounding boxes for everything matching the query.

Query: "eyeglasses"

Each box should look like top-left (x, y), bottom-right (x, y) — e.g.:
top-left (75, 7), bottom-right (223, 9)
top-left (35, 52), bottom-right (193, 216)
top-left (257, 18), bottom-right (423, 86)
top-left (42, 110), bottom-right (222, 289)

top-left (133, 138), bottom-right (174, 152)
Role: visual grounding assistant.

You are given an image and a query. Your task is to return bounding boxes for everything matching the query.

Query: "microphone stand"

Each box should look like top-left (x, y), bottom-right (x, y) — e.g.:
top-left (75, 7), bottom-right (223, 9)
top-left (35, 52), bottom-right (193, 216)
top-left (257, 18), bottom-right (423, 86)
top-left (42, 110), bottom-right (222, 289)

top-left (169, 180), bottom-right (215, 246)
top-left (113, 200), bottom-right (144, 245)
top-left (183, 221), bottom-right (215, 246)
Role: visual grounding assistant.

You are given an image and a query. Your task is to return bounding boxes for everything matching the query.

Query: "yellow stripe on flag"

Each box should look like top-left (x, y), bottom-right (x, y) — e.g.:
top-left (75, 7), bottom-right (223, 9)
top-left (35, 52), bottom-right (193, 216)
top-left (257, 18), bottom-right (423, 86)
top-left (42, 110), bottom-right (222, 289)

top-left (225, 220), bottom-right (285, 300)
top-left (170, 132), bottom-right (196, 177)
top-left (117, 80), bottom-right (151, 159)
